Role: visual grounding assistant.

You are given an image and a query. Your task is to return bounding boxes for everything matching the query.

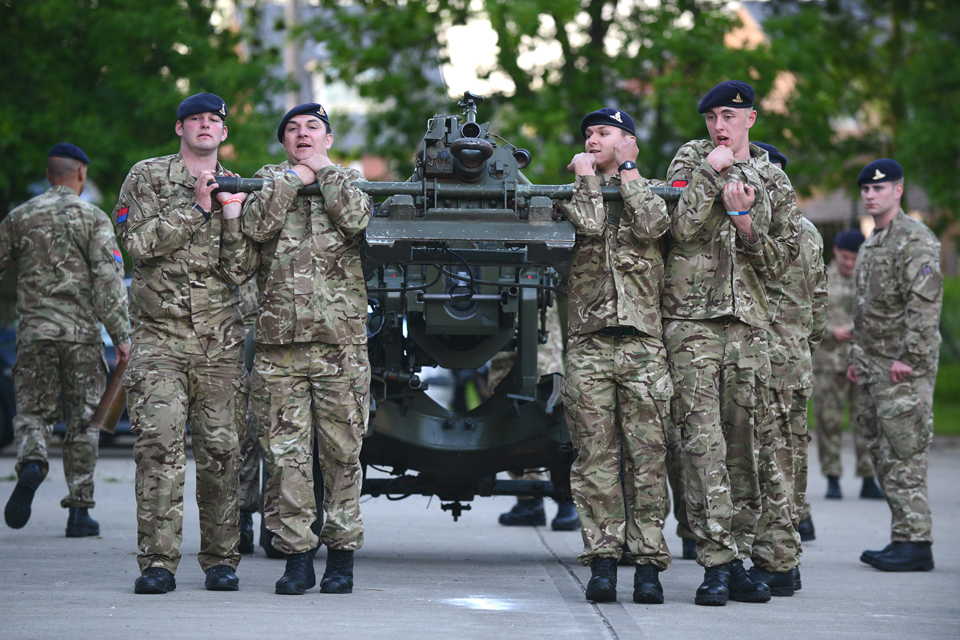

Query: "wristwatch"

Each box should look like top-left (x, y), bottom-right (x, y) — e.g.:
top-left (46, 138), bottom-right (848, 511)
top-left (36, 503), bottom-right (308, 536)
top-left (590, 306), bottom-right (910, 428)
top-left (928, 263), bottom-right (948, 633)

top-left (618, 161), bottom-right (637, 173)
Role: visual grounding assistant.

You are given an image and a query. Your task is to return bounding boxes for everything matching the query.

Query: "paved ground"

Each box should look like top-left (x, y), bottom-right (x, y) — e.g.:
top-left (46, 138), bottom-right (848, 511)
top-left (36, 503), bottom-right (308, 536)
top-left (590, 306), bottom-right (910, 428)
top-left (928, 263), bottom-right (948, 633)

top-left (1, 434), bottom-right (958, 640)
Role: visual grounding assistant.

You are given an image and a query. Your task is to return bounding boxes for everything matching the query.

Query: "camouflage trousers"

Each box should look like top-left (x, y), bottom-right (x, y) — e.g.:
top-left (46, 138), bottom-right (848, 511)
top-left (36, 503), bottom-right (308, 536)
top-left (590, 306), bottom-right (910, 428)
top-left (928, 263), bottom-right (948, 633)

top-left (12, 339), bottom-right (107, 508)
top-left (751, 387), bottom-right (806, 572)
top-left (857, 364), bottom-right (937, 543)
top-left (664, 414), bottom-right (694, 540)
top-left (813, 369), bottom-right (873, 478)
top-left (252, 342), bottom-right (370, 555)
top-left (663, 318), bottom-right (771, 567)
top-left (125, 341), bottom-right (245, 573)
top-left (562, 332), bottom-right (673, 570)
top-left (238, 393), bottom-right (261, 513)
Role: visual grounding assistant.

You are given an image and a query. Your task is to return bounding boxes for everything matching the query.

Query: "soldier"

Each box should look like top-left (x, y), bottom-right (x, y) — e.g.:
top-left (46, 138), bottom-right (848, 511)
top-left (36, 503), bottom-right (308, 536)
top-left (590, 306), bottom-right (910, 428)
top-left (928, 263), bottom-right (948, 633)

top-left (494, 302), bottom-right (580, 532)
top-left (813, 230), bottom-right (883, 501)
top-left (747, 142), bottom-right (828, 596)
top-left (241, 103), bottom-right (372, 595)
top-left (560, 107), bottom-right (672, 604)
top-left (849, 159), bottom-right (942, 572)
top-left (114, 93), bottom-right (259, 594)
top-left (663, 81), bottom-right (801, 606)
top-left (1, 143), bottom-right (130, 537)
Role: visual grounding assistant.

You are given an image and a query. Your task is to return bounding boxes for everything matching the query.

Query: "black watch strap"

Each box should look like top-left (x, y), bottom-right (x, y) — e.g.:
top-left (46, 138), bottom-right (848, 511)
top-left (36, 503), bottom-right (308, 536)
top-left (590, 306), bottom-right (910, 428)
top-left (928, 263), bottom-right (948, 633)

top-left (193, 202), bottom-right (211, 221)
top-left (618, 161), bottom-right (637, 173)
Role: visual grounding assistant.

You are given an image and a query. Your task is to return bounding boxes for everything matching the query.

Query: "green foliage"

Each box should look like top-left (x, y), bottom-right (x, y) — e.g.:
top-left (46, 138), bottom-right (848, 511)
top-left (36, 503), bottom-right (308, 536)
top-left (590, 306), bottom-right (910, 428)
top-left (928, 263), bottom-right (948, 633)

top-left (0, 0), bottom-right (281, 214)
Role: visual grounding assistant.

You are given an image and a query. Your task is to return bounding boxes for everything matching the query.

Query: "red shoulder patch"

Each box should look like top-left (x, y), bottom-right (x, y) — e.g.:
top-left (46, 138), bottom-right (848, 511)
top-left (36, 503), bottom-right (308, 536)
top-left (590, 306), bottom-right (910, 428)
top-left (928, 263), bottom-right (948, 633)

top-left (116, 206), bottom-right (129, 224)
top-left (671, 180), bottom-right (687, 188)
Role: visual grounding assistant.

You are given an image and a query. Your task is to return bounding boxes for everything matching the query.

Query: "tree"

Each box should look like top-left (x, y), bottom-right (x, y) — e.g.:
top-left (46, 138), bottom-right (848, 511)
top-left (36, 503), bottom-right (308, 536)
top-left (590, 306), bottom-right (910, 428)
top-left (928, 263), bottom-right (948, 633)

top-left (0, 0), bottom-right (281, 215)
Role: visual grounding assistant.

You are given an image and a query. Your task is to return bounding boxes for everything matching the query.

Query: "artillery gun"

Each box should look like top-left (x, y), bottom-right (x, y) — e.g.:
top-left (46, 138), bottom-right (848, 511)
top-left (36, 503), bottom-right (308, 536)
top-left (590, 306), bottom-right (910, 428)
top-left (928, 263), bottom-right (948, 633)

top-left (216, 91), bottom-right (684, 525)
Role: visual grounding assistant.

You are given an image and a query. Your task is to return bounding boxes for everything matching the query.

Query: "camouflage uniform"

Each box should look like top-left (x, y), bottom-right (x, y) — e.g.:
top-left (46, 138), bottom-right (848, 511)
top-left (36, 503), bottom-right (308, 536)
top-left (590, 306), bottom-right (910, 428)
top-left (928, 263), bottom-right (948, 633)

top-left (813, 261), bottom-right (873, 478)
top-left (238, 279), bottom-right (261, 514)
top-left (850, 210), bottom-right (942, 543)
top-left (489, 302), bottom-right (564, 494)
top-left (559, 173), bottom-right (673, 570)
top-left (663, 141), bottom-right (801, 567)
top-left (0, 185), bottom-right (128, 508)
top-left (115, 153), bottom-right (259, 573)
top-left (242, 161), bottom-right (372, 555)
top-left (752, 217), bottom-right (827, 572)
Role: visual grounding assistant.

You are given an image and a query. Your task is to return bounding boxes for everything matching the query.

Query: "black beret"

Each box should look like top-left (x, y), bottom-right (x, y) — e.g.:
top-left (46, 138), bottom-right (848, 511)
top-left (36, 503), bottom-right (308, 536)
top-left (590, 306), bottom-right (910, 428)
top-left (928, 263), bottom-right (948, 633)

top-left (753, 142), bottom-right (787, 170)
top-left (698, 80), bottom-right (755, 114)
top-left (834, 229), bottom-right (865, 252)
top-left (277, 103), bottom-right (331, 143)
top-left (857, 158), bottom-right (903, 187)
top-left (47, 143), bottom-right (90, 165)
top-left (580, 107), bottom-right (636, 139)
top-left (177, 93), bottom-right (227, 121)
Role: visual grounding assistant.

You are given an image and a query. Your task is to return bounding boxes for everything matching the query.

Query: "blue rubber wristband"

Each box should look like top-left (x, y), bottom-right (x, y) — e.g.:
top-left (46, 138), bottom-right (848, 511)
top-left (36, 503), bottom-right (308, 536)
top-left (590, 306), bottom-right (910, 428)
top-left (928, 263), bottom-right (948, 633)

top-left (726, 210), bottom-right (750, 216)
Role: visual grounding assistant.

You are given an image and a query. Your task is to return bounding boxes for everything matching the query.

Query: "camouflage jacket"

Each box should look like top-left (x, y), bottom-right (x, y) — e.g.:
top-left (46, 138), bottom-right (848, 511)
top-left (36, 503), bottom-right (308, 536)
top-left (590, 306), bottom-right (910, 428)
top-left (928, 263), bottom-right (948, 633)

top-left (812, 260), bottom-right (856, 374)
top-left (241, 161), bottom-right (371, 345)
top-left (114, 154), bottom-right (259, 356)
top-left (560, 173), bottom-right (669, 339)
top-left (662, 141), bottom-right (801, 329)
top-left (766, 218), bottom-right (827, 390)
top-left (0, 185), bottom-right (129, 345)
top-left (850, 209), bottom-right (943, 383)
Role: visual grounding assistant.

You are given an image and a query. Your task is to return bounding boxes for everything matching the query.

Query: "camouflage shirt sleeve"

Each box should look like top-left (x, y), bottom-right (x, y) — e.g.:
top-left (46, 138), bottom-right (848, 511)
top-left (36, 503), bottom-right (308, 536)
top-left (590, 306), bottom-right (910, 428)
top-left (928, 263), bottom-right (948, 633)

top-left (898, 234), bottom-right (943, 369)
top-left (88, 208), bottom-right (130, 344)
top-left (113, 163), bottom-right (209, 259)
top-left (241, 165), bottom-right (303, 243)
top-left (0, 212), bottom-right (15, 278)
top-left (748, 168), bottom-right (802, 282)
top-left (314, 166), bottom-right (371, 238)
top-left (620, 178), bottom-right (669, 242)
top-left (806, 223), bottom-right (828, 355)
top-left (665, 149), bottom-right (725, 243)
top-left (560, 175), bottom-right (604, 236)
top-left (219, 216), bottom-right (260, 287)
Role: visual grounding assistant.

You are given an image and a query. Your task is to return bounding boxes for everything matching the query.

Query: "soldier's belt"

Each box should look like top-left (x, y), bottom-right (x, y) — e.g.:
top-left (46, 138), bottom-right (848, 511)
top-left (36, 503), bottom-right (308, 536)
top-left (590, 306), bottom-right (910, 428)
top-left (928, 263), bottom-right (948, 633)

top-left (593, 326), bottom-right (641, 338)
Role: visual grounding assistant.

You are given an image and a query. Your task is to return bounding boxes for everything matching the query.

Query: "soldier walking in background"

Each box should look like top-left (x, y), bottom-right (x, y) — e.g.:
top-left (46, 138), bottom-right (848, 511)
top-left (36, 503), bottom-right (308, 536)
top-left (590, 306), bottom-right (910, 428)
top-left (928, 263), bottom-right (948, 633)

top-left (813, 230), bottom-right (883, 502)
top-left (114, 93), bottom-right (260, 594)
top-left (1, 143), bottom-right (130, 536)
top-left (848, 159), bottom-right (943, 572)
top-left (241, 103), bottom-right (372, 595)
top-left (747, 142), bottom-right (827, 596)
top-left (662, 81), bottom-right (801, 606)
top-left (560, 107), bottom-right (673, 605)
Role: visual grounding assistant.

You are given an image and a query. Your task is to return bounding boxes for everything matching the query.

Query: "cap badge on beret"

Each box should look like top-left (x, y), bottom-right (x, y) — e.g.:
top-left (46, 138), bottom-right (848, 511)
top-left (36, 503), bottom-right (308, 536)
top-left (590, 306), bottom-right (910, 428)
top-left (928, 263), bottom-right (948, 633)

top-left (610, 111), bottom-right (623, 123)
top-left (317, 105), bottom-right (327, 118)
top-left (218, 103), bottom-right (226, 117)
top-left (872, 169), bottom-right (886, 181)
top-left (733, 93), bottom-right (744, 104)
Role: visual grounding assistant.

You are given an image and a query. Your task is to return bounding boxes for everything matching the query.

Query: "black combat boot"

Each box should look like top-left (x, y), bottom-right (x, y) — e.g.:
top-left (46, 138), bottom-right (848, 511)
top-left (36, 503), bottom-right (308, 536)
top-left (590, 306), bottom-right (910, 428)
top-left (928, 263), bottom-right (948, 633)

top-left (275, 547), bottom-right (317, 595)
top-left (868, 542), bottom-right (934, 572)
top-left (825, 476), bottom-right (842, 499)
top-left (584, 557), bottom-right (618, 602)
top-left (238, 511), bottom-right (255, 554)
top-left (65, 507), bottom-right (100, 537)
top-left (205, 565), bottom-right (239, 591)
top-left (4, 461), bottom-right (42, 529)
top-left (793, 567), bottom-right (802, 591)
top-left (320, 548), bottom-right (355, 594)
top-left (860, 476), bottom-right (884, 499)
top-left (860, 542), bottom-right (894, 565)
top-left (134, 567), bottom-right (177, 594)
top-left (798, 516), bottom-right (816, 541)
top-left (551, 501), bottom-right (580, 531)
top-left (747, 564), bottom-right (795, 597)
top-left (681, 538), bottom-right (697, 560)
top-left (498, 499), bottom-right (546, 526)
top-left (695, 564), bottom-right (729, 606)
top-left (632, 563), bottom-right (664, 604)
top-left (727, 559), bottom-right (771, 603)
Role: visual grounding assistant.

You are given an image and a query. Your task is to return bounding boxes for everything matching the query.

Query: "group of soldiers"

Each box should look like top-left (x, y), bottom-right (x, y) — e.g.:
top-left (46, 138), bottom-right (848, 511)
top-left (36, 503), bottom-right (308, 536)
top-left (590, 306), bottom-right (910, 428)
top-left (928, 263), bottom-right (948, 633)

top-left (1, 79), bottom-right (943, 603)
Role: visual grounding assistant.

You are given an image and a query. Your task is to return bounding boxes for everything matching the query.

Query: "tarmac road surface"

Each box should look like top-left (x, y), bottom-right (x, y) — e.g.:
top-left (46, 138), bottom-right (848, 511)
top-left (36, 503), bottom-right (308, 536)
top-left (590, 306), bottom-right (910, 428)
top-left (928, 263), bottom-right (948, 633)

top-left (2, 434), bottom-right (958, 640)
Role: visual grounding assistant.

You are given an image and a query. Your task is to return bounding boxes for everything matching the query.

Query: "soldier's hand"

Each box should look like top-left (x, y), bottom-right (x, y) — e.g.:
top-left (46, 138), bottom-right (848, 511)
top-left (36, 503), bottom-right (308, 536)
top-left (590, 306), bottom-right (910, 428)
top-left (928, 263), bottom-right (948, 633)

top-left (614, 136), bottom-right (639, 166)
top-left (301, 151), bottom-right (334, 174)
top-left (706, 145), bottom-right (735, 174)
top-left (116, 342), bottom-right (131, 365)
top-left (833, 327), bottom-right (854, 342)
top-left (722, 182), bottom-right (755, 242)
top-left (890, 360), bottom-right (913, 383)
top-left (195, 169), bottom-right (218, 213)
top-left (567, 153), bottom-right (597, 176)
top-left (846, 364), bottom-right (857, 384)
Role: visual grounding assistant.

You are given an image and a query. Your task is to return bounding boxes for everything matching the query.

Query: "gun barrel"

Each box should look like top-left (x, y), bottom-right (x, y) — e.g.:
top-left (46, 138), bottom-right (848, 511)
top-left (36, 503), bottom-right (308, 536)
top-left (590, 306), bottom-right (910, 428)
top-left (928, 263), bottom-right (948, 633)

top-left (214, 176), bottom-right (685, 203)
